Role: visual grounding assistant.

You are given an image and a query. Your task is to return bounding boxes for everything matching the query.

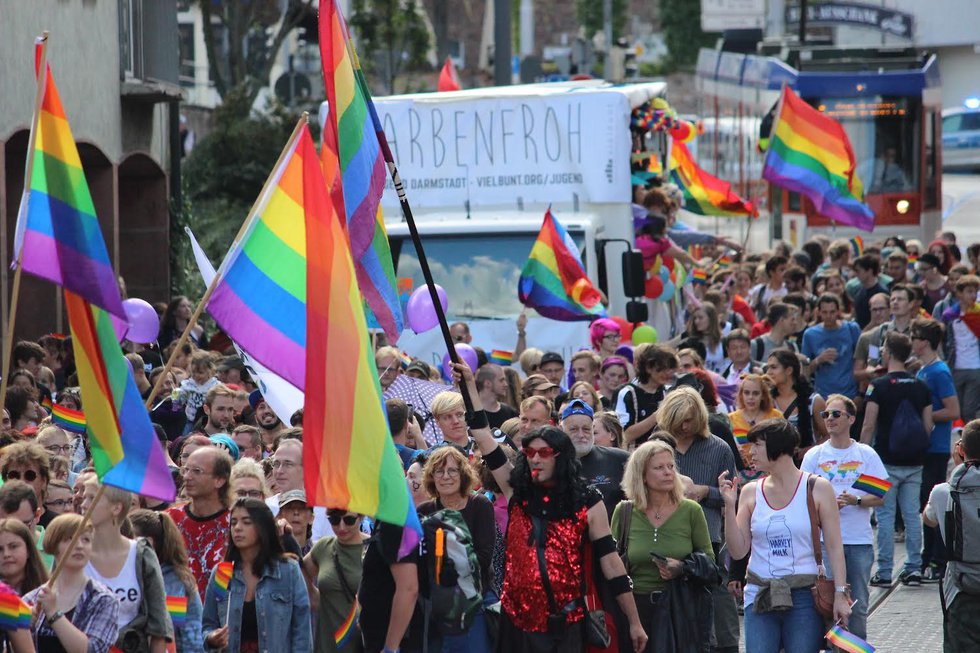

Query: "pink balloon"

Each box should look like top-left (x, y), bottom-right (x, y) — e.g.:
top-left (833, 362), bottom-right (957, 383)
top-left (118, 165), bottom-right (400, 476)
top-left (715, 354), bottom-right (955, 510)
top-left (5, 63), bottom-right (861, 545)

top-left (123, 298), bottom-right (161, 343)
top-left (406, 285), bottom-right (449, 334)
top-left (442, 343), bottom-right (479, 378)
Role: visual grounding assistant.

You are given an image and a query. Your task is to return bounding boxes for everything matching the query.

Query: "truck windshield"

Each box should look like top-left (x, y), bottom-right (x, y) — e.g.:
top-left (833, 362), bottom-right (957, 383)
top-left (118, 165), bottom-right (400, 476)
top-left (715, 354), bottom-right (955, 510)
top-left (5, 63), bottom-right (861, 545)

top-left (391, 232), bottom-right (587, 319)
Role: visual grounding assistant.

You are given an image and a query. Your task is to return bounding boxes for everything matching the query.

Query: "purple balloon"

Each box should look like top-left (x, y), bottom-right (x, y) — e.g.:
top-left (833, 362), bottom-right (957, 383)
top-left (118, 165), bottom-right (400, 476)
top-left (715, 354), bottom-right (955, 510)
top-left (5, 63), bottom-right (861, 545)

top-left (406, 284), bottom-right (449, 334)
top-left (442, 343), bottom-right (479, 378)
top-left (123, 298), bottom-right (160, 343)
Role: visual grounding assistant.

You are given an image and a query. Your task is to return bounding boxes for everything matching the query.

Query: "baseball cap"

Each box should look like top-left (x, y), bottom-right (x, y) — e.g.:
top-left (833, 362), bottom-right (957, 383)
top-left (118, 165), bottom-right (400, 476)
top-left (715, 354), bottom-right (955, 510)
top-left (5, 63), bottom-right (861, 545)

top-left (278, 489), bottom-right (308, 509)
top-left (561, 398), bottom-right (594, 420)
top-left (523, 374), bottom-right (559, 394)
top-left (540, 352), bottom-right (564, 366)
top-left (248, 389), bottom-right (266, 410)
top-left (405, 359), bottom-right (432, 377)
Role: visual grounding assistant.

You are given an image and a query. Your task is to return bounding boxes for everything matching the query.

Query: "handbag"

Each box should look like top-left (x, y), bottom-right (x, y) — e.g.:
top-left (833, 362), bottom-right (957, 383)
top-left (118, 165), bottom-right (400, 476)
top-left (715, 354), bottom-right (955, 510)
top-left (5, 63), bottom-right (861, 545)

top-left (805, 475), bottom-right (845, 619)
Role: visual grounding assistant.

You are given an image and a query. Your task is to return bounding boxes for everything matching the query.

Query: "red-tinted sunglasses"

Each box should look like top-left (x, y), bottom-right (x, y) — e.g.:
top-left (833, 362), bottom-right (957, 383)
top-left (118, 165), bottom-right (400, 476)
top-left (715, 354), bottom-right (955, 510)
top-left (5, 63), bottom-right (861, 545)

top-left (522, 446), bottom-right (557, 460)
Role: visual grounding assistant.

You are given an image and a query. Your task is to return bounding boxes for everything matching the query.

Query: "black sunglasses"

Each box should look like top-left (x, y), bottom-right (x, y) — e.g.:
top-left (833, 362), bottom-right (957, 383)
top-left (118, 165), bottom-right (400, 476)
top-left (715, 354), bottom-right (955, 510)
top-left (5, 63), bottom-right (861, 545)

top-left (327, 514), bottom-right (359, 526)
top-left (4, 470), bottom-right (38, 482)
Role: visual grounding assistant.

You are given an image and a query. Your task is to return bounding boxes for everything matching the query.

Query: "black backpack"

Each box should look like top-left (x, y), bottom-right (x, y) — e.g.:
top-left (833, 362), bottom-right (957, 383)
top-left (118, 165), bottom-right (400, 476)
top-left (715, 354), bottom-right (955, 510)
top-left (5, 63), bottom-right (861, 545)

top-left (887, 397), bottom-right (930, 459)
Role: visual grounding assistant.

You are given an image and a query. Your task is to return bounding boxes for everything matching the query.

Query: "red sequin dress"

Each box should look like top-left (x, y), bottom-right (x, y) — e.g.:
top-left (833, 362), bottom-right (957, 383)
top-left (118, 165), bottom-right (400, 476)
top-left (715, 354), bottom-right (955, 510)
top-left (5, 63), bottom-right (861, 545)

top-left (501, 499), bottom-right (590, 632)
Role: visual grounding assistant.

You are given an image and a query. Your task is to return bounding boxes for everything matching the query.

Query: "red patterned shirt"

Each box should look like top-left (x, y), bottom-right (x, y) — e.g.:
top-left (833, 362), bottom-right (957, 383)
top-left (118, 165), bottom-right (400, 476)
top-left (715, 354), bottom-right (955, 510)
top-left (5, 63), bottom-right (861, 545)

top-left (165, 504), bottom-right (230, 599)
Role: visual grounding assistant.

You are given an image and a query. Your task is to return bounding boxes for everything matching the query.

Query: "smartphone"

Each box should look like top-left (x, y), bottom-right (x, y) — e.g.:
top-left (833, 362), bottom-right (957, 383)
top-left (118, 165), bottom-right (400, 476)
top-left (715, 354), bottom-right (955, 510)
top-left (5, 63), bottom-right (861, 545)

top-left (650, 552), bottom-right (668, 564)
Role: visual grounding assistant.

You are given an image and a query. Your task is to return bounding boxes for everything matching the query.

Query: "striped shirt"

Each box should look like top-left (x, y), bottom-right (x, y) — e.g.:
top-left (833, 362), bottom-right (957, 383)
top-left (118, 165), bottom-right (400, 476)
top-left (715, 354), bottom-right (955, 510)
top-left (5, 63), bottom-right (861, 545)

top-left (675, 435), bottom-right (737, 543)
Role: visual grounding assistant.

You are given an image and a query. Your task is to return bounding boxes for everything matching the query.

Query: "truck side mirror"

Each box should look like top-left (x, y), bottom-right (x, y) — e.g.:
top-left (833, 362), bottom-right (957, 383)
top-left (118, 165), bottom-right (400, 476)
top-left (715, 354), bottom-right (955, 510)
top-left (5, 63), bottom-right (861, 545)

top-left (622, 251), bottom-right (645, 298)
top-left (626, 300), bottom-right (648, 324)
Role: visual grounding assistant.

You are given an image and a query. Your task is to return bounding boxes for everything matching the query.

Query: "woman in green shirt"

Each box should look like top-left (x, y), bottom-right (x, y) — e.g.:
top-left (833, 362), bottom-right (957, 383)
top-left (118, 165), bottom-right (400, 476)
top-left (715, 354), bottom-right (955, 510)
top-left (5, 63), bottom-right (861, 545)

top-left (302, 510), bottom-right (368, 653)
top-left (611, 440), bottom-right (714, 651)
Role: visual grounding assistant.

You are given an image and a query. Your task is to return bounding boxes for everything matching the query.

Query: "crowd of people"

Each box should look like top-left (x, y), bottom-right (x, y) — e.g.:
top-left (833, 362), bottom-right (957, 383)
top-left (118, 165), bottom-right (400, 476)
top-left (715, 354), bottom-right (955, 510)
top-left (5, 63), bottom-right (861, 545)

top-left (3, 220), bottom-right (980, 653)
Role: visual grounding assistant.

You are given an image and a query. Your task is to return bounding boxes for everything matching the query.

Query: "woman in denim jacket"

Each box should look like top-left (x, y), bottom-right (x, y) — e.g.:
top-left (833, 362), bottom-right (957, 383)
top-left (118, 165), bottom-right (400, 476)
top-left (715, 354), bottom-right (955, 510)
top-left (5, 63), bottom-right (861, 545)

top-left (202, 498), bottom-right (312, 653)
top-left (131, 510), bottom-right (206, 653)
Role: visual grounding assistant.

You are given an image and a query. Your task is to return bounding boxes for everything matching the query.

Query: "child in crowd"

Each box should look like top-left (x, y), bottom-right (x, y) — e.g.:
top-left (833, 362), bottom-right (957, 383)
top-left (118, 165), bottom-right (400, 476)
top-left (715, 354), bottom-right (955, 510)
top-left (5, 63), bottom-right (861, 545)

top-left (178, 351), bottom-right (219, 429)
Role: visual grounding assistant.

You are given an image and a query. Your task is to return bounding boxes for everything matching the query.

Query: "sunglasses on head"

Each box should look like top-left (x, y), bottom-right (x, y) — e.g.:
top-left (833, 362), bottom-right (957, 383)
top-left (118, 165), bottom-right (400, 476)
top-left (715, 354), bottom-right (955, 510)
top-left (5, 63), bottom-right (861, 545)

top-left (522, 445), bottom-right (557, 460)
top-left (819, 409), bottom-right (847, 420)
top-left (4, 470), bottom-right (38, 482)
top-left (327, 514), bottom-right (359, 526)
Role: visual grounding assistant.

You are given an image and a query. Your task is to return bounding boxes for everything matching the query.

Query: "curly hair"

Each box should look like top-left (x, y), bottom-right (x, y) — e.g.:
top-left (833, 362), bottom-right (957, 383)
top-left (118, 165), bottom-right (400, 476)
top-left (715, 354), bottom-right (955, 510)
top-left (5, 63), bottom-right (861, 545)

top-left (509, 426), bottom-right (590, 519)
top-left (422, 446), bottom-right (477, 499)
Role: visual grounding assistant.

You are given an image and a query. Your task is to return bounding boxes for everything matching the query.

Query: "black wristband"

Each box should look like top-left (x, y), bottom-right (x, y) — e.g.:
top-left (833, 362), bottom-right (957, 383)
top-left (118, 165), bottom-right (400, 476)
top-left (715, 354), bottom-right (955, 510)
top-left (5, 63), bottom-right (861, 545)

top-left (609, 574), bottom-right (633, 596)
top-left (593, 534), bottom-right (616, 557)
top-left (483, 446), bottom-right (508, 470)
top-left (466, 410), bottom-right (490, 430)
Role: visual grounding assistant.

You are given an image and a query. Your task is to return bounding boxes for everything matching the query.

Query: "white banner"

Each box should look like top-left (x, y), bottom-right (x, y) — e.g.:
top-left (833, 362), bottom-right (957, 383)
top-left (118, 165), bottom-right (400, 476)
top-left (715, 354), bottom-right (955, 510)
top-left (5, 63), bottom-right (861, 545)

top-left (185, 228), bottom-right (304, 424)
top-left (375, 91), bottom-right (633, 209)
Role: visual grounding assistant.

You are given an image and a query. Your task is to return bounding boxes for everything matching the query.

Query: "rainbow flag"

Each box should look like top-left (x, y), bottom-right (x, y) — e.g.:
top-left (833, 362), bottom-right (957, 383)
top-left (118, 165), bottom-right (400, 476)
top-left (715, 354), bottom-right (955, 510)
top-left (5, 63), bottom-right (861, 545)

top-left (489, 349), bottom-right (514, 366)
top-left (300, 125), bottom-right (421, 556)
top-left (66, 290), bottom-right (176, 502)
top-left (207, 127), bottom-right (307, 389)
top-left (334, 602), bottom-right (359, 648)
top-left (669, 142), bottom-right (756, 218)
top-left (51, 403), bottom-right (86, 434)
top-left (0, 589), bottom-right (31, 630)
top-left (320, 0), bottom-right (403, 343)
top-left (826, 624), bottom-right (875, 653)
top-left (211, 561), bottom-right (234, 599)
top-left (166, 596), bottom-right (187, 628)
top-left (398, 351), bottom-right (413, 368)
top-left (13, 38), bottom-right (125, 318)
top-left (691, 268), bottom-right (708, 285)
top-left (849, 236), bottom-right (864, 258)
top-left (762, 86), bottom-right (874, 232)
top-left (734, 426), bottom-right (749, 446)
top-left (518, 209), bottom-right (607, 322)
top-left (852, 474), bottom-right (892, 498)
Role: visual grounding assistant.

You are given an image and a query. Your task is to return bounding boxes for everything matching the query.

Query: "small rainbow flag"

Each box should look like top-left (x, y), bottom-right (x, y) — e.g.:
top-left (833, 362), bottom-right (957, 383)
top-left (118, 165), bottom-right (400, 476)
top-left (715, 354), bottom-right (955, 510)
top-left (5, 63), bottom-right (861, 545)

top-left (51, 403), bottom-right (86, 434)
top-left (852, 474), bottom-right (892, 498)
top-left (826, 624), bottom-right (875, 653)
top-left (734, 426), bottom-right (749, 446)
top-left (669, 142), bottom-right (756, 218)
top-left (41, 395), bottom-right (53, 413)
top-left (166, 595), bottom-right (187, 628)
top-left (692, 268), bottom-right (708, 285)
top-left (849, 236), bottom-right (864, 258)
top-left (334, 601), bottom-right (359, 648)
top-left (0, 589), bottom-right (31, 630)
top-left (211, 561), bottom-right (234, 599)
top-left (489, 349), bottom-right (514, 366)
top-left (398, 351), bottom-right (413, 369)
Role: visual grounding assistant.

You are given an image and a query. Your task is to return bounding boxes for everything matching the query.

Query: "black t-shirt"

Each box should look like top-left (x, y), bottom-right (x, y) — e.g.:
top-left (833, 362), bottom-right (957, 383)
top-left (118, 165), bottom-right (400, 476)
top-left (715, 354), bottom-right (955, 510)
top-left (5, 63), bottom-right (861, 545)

top-left (579, 446), bottom-right (628, 519)
top-left (616, 383), bottom-right (665, 444)
top-left (486, 403), bottom-right (519, 429)
top-left (854, 281), bottom-right (890, 329)
top-left (866, 371), bottom-right (932, 466)
top-left (358, 521), bottom-right (424, 652)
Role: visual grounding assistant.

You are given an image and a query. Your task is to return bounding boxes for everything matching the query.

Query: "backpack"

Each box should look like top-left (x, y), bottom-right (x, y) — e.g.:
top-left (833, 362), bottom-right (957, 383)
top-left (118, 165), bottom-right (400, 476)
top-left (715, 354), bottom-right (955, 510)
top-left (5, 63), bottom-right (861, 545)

top-left (944, 462), bottom-right (980, 595)
top-left (419, 508), bottom-right (483, 635)
top-left (887, 397), bottom-right (930, 459)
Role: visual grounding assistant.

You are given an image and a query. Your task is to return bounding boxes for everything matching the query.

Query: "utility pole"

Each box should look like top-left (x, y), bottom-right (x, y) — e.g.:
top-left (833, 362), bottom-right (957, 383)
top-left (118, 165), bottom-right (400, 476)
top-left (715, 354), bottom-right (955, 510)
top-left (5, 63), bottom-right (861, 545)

top-left (603, 0), bottom-right (613, 52)
top-left (519, 0), bottom-right (534, 57)
top-left (494, 0), bottom-right (512, 85)
top-left (799, 0), bottom-right (808, 43)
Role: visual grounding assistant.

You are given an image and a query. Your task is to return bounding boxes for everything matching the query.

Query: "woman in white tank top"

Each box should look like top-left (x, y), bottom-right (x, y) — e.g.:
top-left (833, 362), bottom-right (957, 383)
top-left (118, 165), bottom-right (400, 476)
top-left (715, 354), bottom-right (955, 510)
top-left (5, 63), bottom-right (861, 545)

top-left (718, 418), bottom-right (850, 653)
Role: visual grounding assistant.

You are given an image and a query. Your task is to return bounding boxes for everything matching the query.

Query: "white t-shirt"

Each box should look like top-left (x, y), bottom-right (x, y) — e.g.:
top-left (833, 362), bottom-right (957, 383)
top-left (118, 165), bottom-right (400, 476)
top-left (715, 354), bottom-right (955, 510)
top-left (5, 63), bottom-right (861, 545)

top-left (925, 482), bottom-right (957, 606)
top-left (800, 440), bottom-right (887, 545)
top-left (952, 319), bottom-right (980, 370)
top-left (266, 494), bottom-right (335, 544)
top-left (86, 539), bottom-right (141, 628)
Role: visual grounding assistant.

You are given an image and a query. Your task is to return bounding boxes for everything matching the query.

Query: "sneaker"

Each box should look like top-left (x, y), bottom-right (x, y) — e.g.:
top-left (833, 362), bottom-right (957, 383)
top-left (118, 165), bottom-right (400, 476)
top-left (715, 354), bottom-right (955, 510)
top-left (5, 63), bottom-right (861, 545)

top-left (922, 565), bottom-right (943, 583)
top-left (894, 530), bottom-right (906, 543)
top-left (870, 573), bottom-right (892, 587)
top-left (900, 570), bottom-right (922, 586)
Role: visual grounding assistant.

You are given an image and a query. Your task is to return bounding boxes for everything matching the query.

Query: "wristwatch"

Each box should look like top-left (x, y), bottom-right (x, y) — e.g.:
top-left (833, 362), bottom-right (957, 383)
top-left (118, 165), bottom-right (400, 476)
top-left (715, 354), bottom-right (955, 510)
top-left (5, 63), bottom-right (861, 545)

top-left (856, 497), bottom-right (863, 507)
top-left (48, 610), bottom-right (65, 625)
top-left (835, 585), bottom-right (849, 594)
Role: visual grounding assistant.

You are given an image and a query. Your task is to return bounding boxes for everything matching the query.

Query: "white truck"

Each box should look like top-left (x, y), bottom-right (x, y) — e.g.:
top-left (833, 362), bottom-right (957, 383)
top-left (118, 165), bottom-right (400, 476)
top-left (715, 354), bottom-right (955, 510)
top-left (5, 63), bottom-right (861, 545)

top-left (368, 80), bottom-right (676, 365)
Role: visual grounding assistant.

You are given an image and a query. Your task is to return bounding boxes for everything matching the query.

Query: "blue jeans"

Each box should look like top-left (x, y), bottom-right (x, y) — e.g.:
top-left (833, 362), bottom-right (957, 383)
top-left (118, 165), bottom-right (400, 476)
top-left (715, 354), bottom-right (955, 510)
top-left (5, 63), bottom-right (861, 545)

top-left (744, 587), bottom-right (824, 653)
top-left (822, 543), bottom-right (874, 640)
top-left (441, 592), bottom-right (494, 653)
top-left (874, 464), bottom-right (923, 579)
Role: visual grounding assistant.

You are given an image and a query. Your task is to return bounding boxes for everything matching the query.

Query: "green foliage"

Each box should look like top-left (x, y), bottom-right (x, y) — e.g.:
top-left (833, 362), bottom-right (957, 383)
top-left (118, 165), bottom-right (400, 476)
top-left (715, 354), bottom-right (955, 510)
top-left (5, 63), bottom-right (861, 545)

top-left (349, 0), bottom-right (432, 94)
top-left (660, 0), bottom-right (719, 71)
top-left (575, 0), bottom-right (628, 43)
top-left (172, 89), bottom-right (306, 298)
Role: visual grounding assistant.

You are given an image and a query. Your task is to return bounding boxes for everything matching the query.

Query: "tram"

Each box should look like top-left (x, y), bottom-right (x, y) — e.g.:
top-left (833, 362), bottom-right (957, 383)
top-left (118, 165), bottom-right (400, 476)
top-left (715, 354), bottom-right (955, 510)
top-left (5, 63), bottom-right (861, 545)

top-left (695, 44), bottom-right (942, 246)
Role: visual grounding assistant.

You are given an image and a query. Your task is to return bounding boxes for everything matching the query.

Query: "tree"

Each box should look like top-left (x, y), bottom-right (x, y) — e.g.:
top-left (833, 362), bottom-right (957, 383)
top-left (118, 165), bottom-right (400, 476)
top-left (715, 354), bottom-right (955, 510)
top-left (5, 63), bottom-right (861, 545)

top-left (349, 0), bottom-right (432, 94)
top-left (575, 0), bottom-right (629, 44)
top-left (196, 0), bottom-right (316, 109)
top-left (659, 0), bottom-right (718, 70)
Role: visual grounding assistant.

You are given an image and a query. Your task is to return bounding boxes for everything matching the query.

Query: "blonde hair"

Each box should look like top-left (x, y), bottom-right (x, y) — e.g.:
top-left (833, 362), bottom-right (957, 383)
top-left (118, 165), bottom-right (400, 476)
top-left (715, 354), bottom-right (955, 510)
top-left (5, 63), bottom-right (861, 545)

top-left (422, 446), bottom-right (477, 499)
top-left (230, 457), bottom-right (269, 497)
top-left (567, 381), bottom-right (601, 412)
top-left (655, 387), bottom-right (710, 439)
top-left (519, 348), bottom-right (543, 376)
top-left (736, 374), bottom-right (774, 412)
top-left (622, 440), bottom-right (685, 510)
top-left (375, 346), bottom-right (401, 363)
top-left (430, 391), bottom-right (465, 418)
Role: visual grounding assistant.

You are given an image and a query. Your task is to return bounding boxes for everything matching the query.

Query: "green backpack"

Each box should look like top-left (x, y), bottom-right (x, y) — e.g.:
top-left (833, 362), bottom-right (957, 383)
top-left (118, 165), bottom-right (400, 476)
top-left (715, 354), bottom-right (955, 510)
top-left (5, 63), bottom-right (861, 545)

top-left (419, 508), bottom-right (484, 635)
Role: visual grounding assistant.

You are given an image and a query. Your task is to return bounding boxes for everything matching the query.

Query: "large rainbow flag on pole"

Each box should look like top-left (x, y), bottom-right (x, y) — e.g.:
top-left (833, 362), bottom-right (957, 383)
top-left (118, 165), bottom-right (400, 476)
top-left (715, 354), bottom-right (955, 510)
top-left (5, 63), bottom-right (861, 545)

top-left (299, 123), bottom-right (420, 555)
top-left (206, 126), bottom-right (308, 389)
top-left (762, 86), bottom-right (874, 232)
top-left (669, 142), bottom-right (756, 218)
top-left (519, 209), bottom-right (607, 322)
top-left (13, 37), bottom-right (125, 318)
top-left (319, 0), bottom-right (403, 342)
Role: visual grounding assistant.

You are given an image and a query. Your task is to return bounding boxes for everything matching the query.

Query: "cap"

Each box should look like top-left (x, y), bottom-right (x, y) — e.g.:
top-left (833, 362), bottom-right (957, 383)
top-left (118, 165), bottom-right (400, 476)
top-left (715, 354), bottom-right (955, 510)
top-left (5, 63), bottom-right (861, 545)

top-left (248, 389), bottom-right (266, 410)
top-left (540, 352), bottom-right (564, 367)
top-left (918, 253), bottom-right (941, 269)
top-left (209, 434), bottom-right (240, 461)
top-left (523, 374), bottom-right (559, 393)
top-left (405, 359), bottom-right (432, 377)
top-left (278, 489), bottom-right (308, 509)
top-left (561, 398), bottom-right (594, 420)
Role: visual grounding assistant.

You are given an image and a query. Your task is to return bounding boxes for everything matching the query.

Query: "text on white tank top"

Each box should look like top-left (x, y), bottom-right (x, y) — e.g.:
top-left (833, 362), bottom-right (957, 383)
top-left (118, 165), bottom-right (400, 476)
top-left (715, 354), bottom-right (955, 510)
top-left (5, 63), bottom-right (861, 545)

top-left (743, 472), bottom-right (819, 608)
top-left (85, 538), bottom-right (141, 629)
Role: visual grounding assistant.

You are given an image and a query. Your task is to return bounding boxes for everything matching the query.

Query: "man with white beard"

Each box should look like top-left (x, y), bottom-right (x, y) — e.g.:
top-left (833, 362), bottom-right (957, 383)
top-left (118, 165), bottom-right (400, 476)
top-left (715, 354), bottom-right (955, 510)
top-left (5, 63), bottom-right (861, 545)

top-left (561, 399), bottom-right (628, 520)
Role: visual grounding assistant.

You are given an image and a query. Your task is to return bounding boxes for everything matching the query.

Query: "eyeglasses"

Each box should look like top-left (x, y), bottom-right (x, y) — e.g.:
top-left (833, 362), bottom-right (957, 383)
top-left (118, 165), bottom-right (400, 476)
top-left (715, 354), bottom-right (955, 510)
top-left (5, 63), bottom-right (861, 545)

top-left (43, 444), bottom-right (71, 456)
top-left (433, 468), bottom-right (460, 478)
top-left (45, 499), bottom-right (73, 509)
top-left (235, 489), bottom-right (265, 499)
top-left (327, 514), bottom-right (359, 526)
top-left (182, 466), bottom-right (212, 477)
top-left (819, 409), bottom-right (847, 420)
top-left (3, 470), bottom-right (38, 482)
top-left (271, 459), bottom-right (298, 470)
top-left (522, 446), bottom-right (557, 460)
